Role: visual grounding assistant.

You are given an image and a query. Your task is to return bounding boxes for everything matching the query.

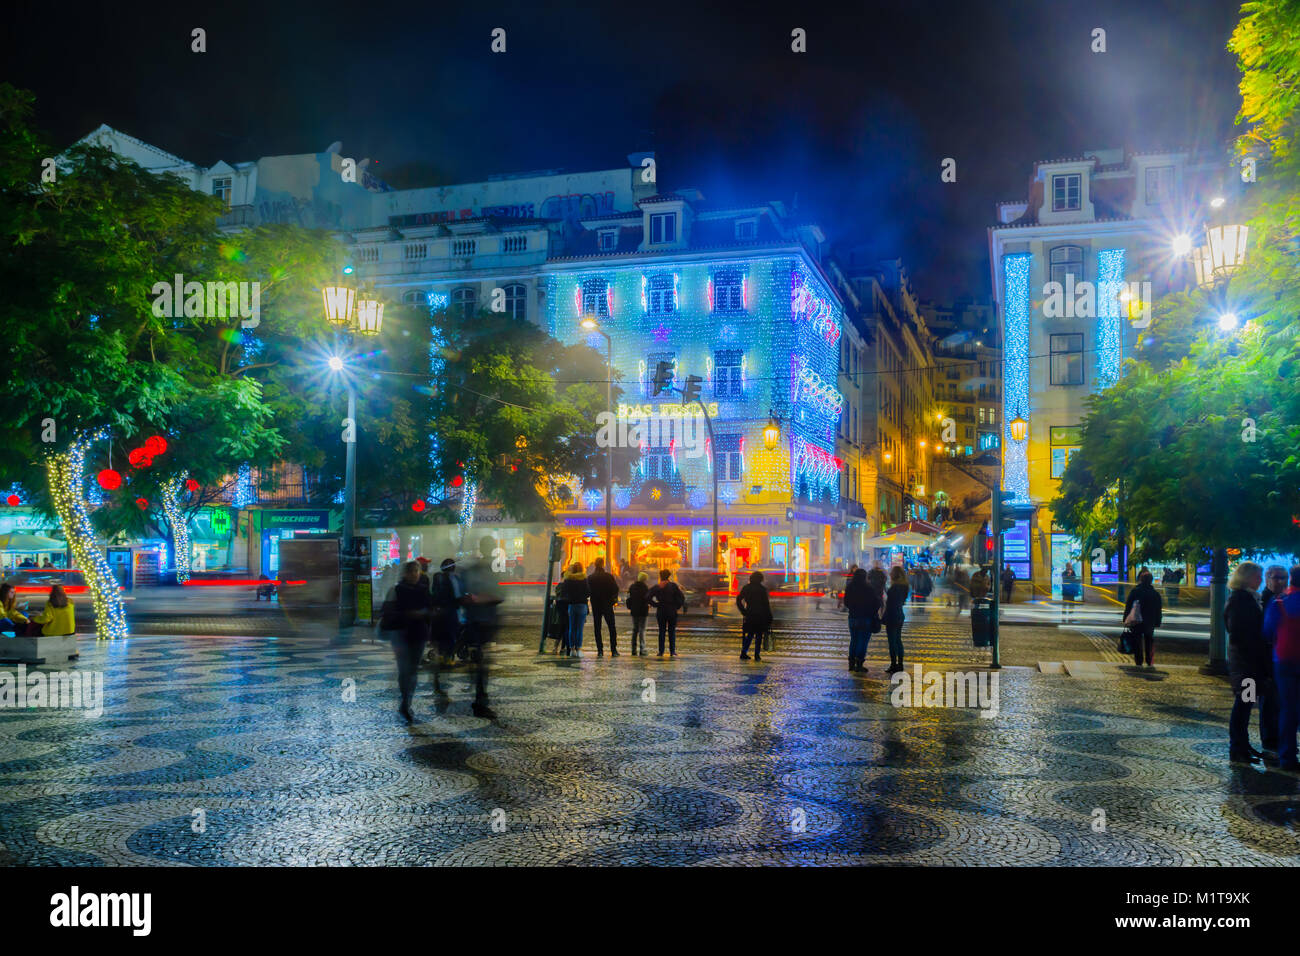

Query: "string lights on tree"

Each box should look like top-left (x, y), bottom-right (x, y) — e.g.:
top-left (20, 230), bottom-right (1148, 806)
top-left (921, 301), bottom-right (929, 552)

top-left (161, 472), bottom-right (192, 584)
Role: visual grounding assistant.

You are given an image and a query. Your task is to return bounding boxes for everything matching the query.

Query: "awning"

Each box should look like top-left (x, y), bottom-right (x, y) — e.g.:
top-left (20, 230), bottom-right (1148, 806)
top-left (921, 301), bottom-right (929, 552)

top-left (863, 531), bottom-right (935, 548)
top-left (883, 519), bottom-right (943, 537)
top-left (0, 533), bottom-right (67, 552)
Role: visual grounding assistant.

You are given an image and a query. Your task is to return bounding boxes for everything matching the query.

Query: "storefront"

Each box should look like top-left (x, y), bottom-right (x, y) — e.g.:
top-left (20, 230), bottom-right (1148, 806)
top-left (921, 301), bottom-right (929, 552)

top-left (190, 507), bottom-right (235, 572)
top-left (252, 509), bottom-right (338, 579)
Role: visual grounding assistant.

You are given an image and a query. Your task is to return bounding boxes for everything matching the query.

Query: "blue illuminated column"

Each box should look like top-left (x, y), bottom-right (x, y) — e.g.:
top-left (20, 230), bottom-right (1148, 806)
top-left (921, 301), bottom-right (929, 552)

top-left (1095, 248), bottom-right (1126, 388)
top-left (1002, 253), bottom-right (1032, 501)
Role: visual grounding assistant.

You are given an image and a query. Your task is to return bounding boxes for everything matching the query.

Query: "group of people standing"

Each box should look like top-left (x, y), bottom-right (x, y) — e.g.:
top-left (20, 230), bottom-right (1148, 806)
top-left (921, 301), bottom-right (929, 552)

top-left (552, 559), bottom-right (685, 657)
top-left (840, 565), bottom-right (910, 673)
top-left (380, 535), bottom-right (502, 723)
top-left (1224, 563), bottom-right (1300, 771)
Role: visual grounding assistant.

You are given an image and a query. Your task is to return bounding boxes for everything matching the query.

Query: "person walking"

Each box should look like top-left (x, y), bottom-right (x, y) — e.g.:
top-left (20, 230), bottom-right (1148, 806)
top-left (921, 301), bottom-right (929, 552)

top-left (1061, 562), bottom-right (1080, 621)
top-left (647, 568), bottom-right (685, 657)
top-left (1000, 564), bottom-right (1016, 604)
top-left (736, 570), bottom-right (773, 661)
top-left (559, 562), bottom-right (590, 658)
top-left (459, 536), bottom-right (504, 718)
top-left (428, 558), bottom-right (463, 694)
top-left (550, 579), bottom-right (571, 656)
top-left (1162, 566), bottom-right (1184, 607)
top-left (1122, 570), bottom-right (1163, 668)
top-left (384, 561), bottom-right (431, 724)
top-left (1262, 566), bottom-right (1300, 772)
top-left (953, 564), bottom-right (971, 615)
top-left (587, 557), bottom-right (621, 657)
top-left (843, 567), bottom-right (883, 673)
top-left (625, 571), bottom-right (650, 655)
top-left (883, 566), bottom-right (909, 673)
top-left (1225, 561), bottom-right (1275, 765)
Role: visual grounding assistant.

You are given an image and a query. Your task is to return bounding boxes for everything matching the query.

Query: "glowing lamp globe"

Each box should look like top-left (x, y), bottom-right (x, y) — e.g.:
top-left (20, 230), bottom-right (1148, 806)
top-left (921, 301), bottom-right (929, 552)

top-left (355, 295), bottom-right (384, 336)
top-left (763, 419), bottom-right (781, 450)
top-left (1009, 415), bottom-right (1029, 443)
top-left (5, 494), bottom-right (20, 506)
top-left (97, 469), bottom-right (122, 490)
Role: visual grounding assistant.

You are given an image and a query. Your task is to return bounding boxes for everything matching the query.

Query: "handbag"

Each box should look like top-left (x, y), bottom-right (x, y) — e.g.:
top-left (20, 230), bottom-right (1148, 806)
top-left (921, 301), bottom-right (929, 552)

top-left (1123, 600), bottom-right (1143, 628)
top-left (1118, 629), bottom-right (1133, 654)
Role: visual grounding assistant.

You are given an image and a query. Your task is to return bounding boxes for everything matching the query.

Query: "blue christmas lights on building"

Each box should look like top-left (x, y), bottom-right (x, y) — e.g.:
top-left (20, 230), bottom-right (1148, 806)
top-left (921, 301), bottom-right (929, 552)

top-left (1002, 253), bottom-right (1032, 501)
top-left (1096, 248), bottom-right (1126, 388)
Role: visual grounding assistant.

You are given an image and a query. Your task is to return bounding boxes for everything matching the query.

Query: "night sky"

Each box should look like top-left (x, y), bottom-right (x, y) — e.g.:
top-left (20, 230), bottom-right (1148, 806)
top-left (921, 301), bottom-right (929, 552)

top-left (5, 0), bottom-right (1244, 301)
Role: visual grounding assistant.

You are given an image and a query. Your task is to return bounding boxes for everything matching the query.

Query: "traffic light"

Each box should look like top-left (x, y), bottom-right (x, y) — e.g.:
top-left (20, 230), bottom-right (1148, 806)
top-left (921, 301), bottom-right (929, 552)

top-left (681, 374), bottom-right (703, 406)
top-left (719, 534), bottom-right (729, 552)
top-left (652, 361), bottom-right (675, 396)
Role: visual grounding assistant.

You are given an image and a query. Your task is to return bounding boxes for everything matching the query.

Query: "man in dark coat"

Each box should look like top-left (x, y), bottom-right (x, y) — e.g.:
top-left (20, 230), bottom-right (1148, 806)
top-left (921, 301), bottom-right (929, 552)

top-left (1225, 561), bottom-right (1275, 764)
top-left (428, 558), bottom-right (463, 694)
top-left (735, 571), bottom-right (773, 661)
top-left (458, 536), bottom-right (504, 718)
top-left (587, 557), bottom-right (620, 656)
top-left (384, 561), bottom-right (431, 724)
top-left (647, 568), bottom-right (685, 657)
top-left (843, 567), bottom-right (883, 672)
top-left (1123, 570), bottom-right (1163, 667)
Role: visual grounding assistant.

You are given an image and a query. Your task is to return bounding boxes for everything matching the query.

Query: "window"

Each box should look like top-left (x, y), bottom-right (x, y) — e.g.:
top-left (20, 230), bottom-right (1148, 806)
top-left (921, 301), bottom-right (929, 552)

top-left (501, 234), bottom-right (527, 253)
top-left (1051, 173), bottom-right (1081, 212)
top-left (404, 242), bottom-right (428, 261)
top-left (451, 238), bottom-right (477, 257)
top-left (1050, 333), bottom-right (1084, 386)
top-left (979, 407), bottom-right (985, 424)
top-left (735, 218), bottom-right (757, 241)
top-left (582, 278), bottom-right (609, 317)
top-left (503, 283), bottom-right (527, 321)
top-left (1051, 446), bottom-right (1079, 479)
top-left (646, 274), bottom-right (676, 315)
top-left (1145, 165), bottom-right (1175, 204)
top-left (988, 407), bottom-right (996, 425)
top-left (649, 212), bottom-right (677, 244)
top-left (451, 286), bottom-right (477, 318)
top-left (402, 290), bottom-right (425, 305)
top-left (642, 449), bottom-right (674, 480)
top-left (714, 349), bottom-right (742, 399)
top-left (598, 229), bottom-right (618, 252)
top-left (715, 434), bottom-right (742, 481)
top-left (1049, 245), bottom-right (1085, 287)
top-left (713, 270), bottom-right (744, 312)
top-left (212, 176), bottom-right (232, 208)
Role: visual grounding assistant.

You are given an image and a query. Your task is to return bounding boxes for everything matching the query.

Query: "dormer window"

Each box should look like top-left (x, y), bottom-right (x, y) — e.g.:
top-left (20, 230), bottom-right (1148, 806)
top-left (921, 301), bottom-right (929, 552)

top-left (212, 176), bottom-right (232, 209)
top-left (735, 218), bottom-right (758, 241)
top-left (649, 211), bottom-right (677, 244)
top-left (598, 229), bottom-right (618, 252)
top-left (1051, 174), bottom-right (1081, 212)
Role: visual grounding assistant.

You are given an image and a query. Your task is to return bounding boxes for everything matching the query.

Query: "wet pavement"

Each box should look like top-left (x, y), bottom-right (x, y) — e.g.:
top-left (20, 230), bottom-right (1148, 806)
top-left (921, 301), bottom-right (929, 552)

top-left (0, 625), bottom-right (1295, 865)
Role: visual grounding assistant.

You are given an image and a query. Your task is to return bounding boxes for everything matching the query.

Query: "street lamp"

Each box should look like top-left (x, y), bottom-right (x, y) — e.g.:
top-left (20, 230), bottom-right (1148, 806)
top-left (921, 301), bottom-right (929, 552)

top-left (763, 417), bottom-right (781, 451)
top-left (581, 317), bottom-right (614, 572)
top-left (1194, 223), bottom-right (1250, 289)
top-left (323, 285), bottom-right (356, 326)
top-left (355, 294), bottom-right (385, 336)
top-left (1009, 414), bottom-right (1028, 443)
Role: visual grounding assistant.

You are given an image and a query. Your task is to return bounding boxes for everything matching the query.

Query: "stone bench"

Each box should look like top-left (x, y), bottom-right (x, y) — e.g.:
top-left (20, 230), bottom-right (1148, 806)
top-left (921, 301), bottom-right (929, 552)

top-left (0, 634), bottom-right (80, 665)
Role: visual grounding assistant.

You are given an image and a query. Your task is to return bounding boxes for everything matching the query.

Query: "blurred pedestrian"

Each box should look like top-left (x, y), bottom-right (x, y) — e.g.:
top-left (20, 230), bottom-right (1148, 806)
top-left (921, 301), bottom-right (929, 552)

top-left (843, 567), bottom-right (882, 673)
top-left (1162, 566), bottom-right (1184, 607)
top-left (883, 566), bottom-right (909, 673)
top-left (559, 561), bottom-right (590, 657)
top-left (1122, 570), bottom-right (1163, 668)
top-left (384, 561), bottom-right (430, 723)
top-left (648, 568), bottom-right (685, 657)
top-left (1262, 566), bottom-right (1300, 772)
top-left (1000, 564), bottom-right (1016, 603)
top-left (626, 571), bottom-right (650, 655)
top-left (587, 557), bottom-right (620, 657)
top-left (1061, 562), bottom-right (1080, 621)
top-left (415, 556), bottom-right (432, 589)
top-left (459, 536), bottom-right (504, 717)
top-left (866, 562), bottom-right (887, 601)
top-left (1225, 561), bottom-right (1274, 764)
top-left (551, 579), bottom-right (570, 655)
top-left (953, 564), bottom-right (971, 614)
top-left (837, 564), bottom-right (858, 612)
top-left (428, 558), bottom-right (463, 694)
top-left (736, 570), bottom-right (773, 661)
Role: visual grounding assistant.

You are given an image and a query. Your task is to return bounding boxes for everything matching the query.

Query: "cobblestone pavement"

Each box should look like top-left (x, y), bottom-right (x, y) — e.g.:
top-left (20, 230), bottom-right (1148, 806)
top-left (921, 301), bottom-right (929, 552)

top-left (0, 626), bottom-right (1296, 866)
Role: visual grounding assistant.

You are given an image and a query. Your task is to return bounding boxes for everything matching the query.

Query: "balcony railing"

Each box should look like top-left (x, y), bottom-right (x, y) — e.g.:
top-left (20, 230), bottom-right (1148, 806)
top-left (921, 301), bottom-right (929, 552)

top-left (217, 205), bottom-right (257, 228)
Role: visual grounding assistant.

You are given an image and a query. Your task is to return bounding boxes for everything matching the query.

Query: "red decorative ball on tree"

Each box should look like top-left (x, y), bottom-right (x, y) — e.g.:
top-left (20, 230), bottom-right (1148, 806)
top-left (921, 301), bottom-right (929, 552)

top-left (128, 448), bottom-right (152, 468)
top-left (185, 478), bottom-right (200, 493)
top-left (451, 475), bottom-right (464, 488)
top-left (96, 469), bottom-right (122, 490)
top-left (135, 497), bottom-right (148, 510)
top-left (144, 435), bottom-right (168, 456)
top-left (411, 500), bottom-right (426, 512)
top-left (5, 494), bottom-right (20, 506)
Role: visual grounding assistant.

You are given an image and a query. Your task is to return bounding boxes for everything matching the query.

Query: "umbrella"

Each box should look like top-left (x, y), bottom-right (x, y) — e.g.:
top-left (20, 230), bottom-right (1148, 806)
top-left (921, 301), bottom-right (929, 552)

top-left (883, 519), bottom-right (942, 537)
top-left (0, 533), bottom-right (67, 552)
top-left (863, 531), bottom-right (934, 548)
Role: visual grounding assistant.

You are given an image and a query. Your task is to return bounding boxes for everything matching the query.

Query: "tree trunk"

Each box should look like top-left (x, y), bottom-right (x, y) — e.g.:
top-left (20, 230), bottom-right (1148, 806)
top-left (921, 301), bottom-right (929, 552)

top-left (161, 473), bottom-right (192, 583)
top-left (46, 444), bottom-right (128, 639)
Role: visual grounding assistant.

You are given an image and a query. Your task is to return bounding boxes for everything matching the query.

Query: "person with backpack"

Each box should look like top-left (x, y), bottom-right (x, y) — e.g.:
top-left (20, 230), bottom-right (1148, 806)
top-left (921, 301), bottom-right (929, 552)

top-left (883, 566), bottom-right (910, 673)
top-left (843, 567), bottom-right (883, 673)
top-left (559, 562), bottom-right (590, 658)
top-left (1225, 561), bottom-right (1275, 765)
top-left (647, 568), bottom-right (685, 657)
top-left (1122, 570), bottom-right (1163, 668)
top-left (625, 571), bottom-right (650, 655)
top-left (1262, 565), bottom-right (1300, 773)
top-left (587, 557), bottom-right (621, 657)
top-left (736, 570), bottom-right (773, 662)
